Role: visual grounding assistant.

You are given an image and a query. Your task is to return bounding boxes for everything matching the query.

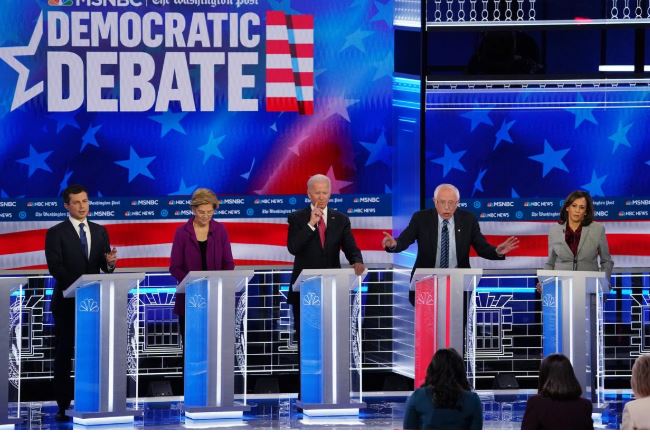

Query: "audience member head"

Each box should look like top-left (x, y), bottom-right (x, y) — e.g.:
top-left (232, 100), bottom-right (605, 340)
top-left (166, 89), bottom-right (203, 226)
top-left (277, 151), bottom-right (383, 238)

top-left (558, 190), bottom-right (594, 226)
top-left (631, 355), bottom-right (650, 398)
top-left (538, 353), bottom-right (582, 400)
top-left (424, 348), bottom-right (471, 409)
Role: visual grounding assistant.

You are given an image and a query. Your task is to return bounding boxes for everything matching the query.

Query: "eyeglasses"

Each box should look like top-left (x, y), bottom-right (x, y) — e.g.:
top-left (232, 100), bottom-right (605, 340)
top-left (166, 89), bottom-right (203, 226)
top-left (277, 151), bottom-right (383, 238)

top-left (436, 200), bottom-right (458, 208)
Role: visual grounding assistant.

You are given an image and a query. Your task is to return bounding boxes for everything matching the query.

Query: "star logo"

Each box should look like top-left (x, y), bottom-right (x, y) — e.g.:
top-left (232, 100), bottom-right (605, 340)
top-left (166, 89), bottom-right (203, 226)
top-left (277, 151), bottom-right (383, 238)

top-left (0, 13), bottom-right (44, 111)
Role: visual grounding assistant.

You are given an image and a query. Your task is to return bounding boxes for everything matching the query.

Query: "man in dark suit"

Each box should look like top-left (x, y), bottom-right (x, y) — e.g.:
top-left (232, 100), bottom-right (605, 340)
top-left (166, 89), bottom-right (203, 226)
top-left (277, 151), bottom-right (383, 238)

top-left (287, 174), bottom-right (365, 344)
top-left (382, 183), bottom-right (519, 284)
top-left (44, 184), bottom-right (117, 421)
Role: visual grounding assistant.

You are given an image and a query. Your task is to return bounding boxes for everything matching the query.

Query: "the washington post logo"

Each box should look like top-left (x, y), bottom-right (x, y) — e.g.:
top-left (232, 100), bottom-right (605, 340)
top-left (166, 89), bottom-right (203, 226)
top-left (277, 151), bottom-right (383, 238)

top-left (265, 11), bottom-right (314, 115)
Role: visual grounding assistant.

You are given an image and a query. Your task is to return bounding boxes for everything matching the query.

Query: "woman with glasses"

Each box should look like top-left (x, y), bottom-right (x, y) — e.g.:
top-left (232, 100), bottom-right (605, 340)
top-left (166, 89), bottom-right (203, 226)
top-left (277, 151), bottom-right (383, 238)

top-left (169, 188), bottom-right (235, 334)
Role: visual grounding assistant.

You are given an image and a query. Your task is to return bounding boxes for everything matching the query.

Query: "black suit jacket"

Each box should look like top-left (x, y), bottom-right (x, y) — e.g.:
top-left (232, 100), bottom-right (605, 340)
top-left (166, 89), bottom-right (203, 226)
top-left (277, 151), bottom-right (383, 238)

top-left (45, 219), bottom-right (113, 313)
top-left (287, 206), bottom-right (364, 288)
top-left (388, 208), bottom-right (503, 279)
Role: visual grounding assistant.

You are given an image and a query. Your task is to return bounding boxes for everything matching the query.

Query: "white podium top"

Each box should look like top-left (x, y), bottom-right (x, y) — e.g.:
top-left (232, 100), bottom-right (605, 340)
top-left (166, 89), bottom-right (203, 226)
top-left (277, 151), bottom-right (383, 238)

top-left (412, 268), bottom-right (483, 283)
top-left (537, 270), bottom-right (606, 279)
top-left (176, 269), bottom-right (254, 294)
top-left (294, 268), bottom-right (367, 292)
top-left (63, 272), bottom-right (146, 298)
top-left (0, 277), bottom-right (28, 292)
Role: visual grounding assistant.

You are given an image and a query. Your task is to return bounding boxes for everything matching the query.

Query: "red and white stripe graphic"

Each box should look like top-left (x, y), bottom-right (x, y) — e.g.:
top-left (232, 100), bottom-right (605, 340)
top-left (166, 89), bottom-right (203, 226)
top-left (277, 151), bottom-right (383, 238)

top-left (266, 11), bottom-right (314, 115)
top-left (0, 219), bottom-right (648, 271)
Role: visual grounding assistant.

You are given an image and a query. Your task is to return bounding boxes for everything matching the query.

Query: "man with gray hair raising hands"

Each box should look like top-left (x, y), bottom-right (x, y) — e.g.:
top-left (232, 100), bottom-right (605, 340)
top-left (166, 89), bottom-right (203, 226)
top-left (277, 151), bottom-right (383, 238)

top-left (382, 183), bottom-right (519, 285)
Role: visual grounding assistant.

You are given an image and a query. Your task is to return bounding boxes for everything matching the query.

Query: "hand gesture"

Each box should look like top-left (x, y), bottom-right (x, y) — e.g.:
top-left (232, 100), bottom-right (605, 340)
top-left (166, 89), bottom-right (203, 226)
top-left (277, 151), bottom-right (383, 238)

top-left (382, 231), bottom-right (397, 249)
top-left (352, 262), bottom-right (366, 276)
top-left (105, 247), bottom-right (118, 266)
top-left (496, 236), bottom-right (519, 256)
top-left (309, 207), bottom-right (324, 227)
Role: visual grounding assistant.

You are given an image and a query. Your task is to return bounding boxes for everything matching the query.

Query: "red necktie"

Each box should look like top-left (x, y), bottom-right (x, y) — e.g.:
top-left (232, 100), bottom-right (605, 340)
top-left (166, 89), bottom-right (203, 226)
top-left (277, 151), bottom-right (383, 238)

top-left (318, 215), bottom-right (326, 248)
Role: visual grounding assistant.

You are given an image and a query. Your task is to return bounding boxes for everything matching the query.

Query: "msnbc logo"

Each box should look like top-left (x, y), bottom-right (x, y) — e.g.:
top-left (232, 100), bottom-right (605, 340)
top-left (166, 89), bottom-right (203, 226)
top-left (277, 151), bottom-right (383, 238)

top-left (48, 0), bottom-right (73, 5)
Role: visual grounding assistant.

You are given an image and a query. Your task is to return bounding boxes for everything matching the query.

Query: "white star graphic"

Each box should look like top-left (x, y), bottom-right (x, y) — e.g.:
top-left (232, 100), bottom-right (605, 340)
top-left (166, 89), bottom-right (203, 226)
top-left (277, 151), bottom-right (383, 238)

top-left (0, 13), bottom-right (44, 111)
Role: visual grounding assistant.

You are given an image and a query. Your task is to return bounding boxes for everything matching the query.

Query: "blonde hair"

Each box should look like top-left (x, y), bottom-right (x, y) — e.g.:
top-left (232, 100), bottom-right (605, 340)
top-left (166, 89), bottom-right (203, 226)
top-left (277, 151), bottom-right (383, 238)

top-left (190, 188), bottom-right (220, 209)
top-left (631, 355), bottom-right (650, 398)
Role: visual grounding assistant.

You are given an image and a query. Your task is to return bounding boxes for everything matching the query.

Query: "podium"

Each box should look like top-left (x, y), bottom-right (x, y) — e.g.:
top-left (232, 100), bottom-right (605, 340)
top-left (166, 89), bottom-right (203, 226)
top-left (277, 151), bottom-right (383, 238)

top-left (63, 272), bottom-right (145, 425)
top-left (0, 277), bottom-right (27, 428)
top-left (176, 270), bottom-right (253, 420)
top-left (294, 268), bottom-right (367, 417)
top-left (537, 270), bottom-right (607, 400)
top-left (411, 268), bottom-right (483, 388)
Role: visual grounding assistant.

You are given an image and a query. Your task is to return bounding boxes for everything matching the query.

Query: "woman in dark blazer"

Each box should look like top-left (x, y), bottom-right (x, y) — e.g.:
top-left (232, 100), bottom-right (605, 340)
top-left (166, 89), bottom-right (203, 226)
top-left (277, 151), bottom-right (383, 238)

top-left (403, 348), bottom-right (483, 430)
top-left (169, 188), bottom-right (235, 332)
top-left (543, 190), bottom-right (613, 280)
top-left (521, 353), bottom-right (593, 429)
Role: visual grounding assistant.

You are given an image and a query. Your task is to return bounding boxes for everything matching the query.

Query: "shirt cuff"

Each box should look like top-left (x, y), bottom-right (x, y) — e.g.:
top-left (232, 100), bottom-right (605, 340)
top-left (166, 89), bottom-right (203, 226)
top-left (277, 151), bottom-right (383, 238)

top-left (307, 223), bottom-right (316, 231)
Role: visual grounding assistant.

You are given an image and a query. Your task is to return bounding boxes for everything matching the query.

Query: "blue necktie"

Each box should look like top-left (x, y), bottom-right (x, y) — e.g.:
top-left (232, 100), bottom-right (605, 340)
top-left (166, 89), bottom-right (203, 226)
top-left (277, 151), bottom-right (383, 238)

top-left (79, 223), bottom-right (89, 259)
top-left (440, 219), bottom-right (449, 268)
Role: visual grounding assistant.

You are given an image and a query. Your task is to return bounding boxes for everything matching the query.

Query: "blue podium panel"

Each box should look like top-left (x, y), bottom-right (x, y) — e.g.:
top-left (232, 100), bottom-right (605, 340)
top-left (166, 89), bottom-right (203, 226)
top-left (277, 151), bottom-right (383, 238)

top-left (300, 277), bottom-right (322, 404)
top-left (64, 273), bottom-right (145, 425)
top-left (538, 270), bottom-right (606, 402)
top-left (178, 270), bottom-right (253, 420)
top-left (75, 283), bottom-right (101, 413)
top-left (185, 279), bottom-right (209, 408)
top-left (542, 281), bottom-right (562, 357)
top-left (294, 269), bottom-right (366, 416)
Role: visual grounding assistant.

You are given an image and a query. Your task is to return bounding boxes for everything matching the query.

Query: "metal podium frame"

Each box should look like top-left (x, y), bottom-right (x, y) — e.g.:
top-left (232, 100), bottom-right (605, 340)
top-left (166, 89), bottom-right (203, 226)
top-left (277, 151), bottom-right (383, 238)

top-left (537, 269), bottom-right (607, 401)
top-left (63, 272), bottom-right (145, 426)
top-left (176, 270), bottom-right (253, 420)
top-left (294, 268), bottom-right (367, 417)
top-left (411, 268), bottom-right (483, 388)
top-left (0, 277), bottom-right (27, 429)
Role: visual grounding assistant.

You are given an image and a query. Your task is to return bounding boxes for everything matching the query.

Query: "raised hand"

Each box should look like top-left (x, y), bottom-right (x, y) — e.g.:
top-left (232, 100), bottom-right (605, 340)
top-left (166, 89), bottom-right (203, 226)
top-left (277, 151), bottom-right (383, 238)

top-left (382, 231), bottom-right (397, 249)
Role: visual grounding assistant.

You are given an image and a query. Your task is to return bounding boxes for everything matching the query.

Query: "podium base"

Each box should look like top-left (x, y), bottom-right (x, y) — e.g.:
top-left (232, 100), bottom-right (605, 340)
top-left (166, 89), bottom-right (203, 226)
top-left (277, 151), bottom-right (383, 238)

top-left (66, 409), bottom-right (142, 426)
top-left (296, 401), bottom-right (366, 417)
top-left (184, 405), bottom-right (251, 420)
top-left (0, 417), bottom-right (18, 430)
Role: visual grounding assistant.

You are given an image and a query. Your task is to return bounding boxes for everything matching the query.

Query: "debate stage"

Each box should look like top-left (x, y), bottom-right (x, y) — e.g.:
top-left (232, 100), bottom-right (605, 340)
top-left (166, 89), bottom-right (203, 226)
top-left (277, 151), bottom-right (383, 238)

top-left (8, 391), bottom-right (633, 430)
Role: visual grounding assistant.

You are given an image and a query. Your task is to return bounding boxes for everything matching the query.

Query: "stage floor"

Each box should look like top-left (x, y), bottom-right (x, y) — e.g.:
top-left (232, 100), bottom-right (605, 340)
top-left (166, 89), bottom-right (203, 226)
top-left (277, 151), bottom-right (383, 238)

top-left (12, 390), bottom-right (631, 430)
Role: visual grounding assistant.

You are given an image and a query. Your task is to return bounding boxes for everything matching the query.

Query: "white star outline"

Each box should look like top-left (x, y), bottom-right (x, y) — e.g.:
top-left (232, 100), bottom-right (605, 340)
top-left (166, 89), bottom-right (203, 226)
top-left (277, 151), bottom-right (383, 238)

top-left (0, 13), bottom-right (44, 111)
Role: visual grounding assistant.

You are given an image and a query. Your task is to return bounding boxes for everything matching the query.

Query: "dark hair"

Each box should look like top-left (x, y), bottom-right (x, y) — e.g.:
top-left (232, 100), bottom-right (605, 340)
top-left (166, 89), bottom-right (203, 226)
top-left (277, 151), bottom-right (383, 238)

top-left (423, 348), bottom-right (471, 409)
top-left (62, 184), bottom-right (88, 204)
top-left (538, 353), bottom-right (583, 400)
top-left (558, 190), bottom-right (594, 226)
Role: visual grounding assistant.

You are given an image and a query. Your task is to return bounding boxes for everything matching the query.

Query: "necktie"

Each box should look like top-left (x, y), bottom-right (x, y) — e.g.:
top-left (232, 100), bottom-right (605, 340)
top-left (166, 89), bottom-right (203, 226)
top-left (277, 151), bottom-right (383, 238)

top-left (440, 219), bottom-right (449, 268)
top-left (318, 216), bottom-right (326, 248)
top-left (79, 223), bottom-right (89, 259)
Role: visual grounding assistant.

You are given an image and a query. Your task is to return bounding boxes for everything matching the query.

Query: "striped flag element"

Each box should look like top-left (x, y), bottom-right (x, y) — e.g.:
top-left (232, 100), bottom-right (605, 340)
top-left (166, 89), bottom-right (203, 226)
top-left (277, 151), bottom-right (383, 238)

top-left (266, 11), bottom-right (314, 115)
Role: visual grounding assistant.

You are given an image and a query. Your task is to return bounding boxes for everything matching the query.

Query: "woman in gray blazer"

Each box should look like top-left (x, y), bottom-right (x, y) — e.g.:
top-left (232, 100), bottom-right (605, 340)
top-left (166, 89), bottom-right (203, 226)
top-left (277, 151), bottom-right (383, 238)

top-left (543, 190), bottom-right (613, 280)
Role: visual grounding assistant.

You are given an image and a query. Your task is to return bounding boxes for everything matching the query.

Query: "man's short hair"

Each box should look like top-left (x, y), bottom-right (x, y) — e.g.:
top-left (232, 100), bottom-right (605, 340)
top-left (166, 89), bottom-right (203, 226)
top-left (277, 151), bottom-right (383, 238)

top-left (433, 184), bottom-right (460, 201)
top-left (62, 184), bottom-right (88, 204)
top-left (307, 174), bottom-right (331, 190)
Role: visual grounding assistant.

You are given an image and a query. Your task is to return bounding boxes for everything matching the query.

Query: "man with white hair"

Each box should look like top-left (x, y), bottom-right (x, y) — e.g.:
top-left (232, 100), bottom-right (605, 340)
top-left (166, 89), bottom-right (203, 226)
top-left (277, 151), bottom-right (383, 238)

top-left (287, 173), bottom-right (365, 341)
top-left (382, 183), bottom-right (519, 283)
